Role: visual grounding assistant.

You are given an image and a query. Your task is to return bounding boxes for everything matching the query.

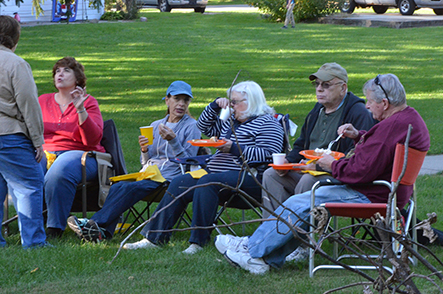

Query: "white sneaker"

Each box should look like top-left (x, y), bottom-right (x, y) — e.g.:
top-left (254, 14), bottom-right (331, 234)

top-left (285, 246), bottom-right (309, 263)
top-left (123, 238), bottom-right (158, 250)
top-left (214, 234), bottom-right (248, 254)
top-left (224, 249), bottom-right (269, 275)
top-left (182, 243), bottom-right (203, 255)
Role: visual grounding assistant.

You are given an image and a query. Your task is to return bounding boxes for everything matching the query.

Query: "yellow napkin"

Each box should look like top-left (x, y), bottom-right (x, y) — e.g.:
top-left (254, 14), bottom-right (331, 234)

top-left (186, 168), bottom-right (208, 179)
top-left (136, 165), bottom-right (166, 182)
top-left (44, 151), bottom-right (57, 170)
top-left (302, 170), bottom-right (331, 176)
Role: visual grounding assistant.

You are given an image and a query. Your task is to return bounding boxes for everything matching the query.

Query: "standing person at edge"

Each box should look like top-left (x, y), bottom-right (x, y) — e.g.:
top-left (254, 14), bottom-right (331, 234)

top-left (282, 0), bottom-right (296, 29)
top-left (0, 15), bottom-right (47, 248)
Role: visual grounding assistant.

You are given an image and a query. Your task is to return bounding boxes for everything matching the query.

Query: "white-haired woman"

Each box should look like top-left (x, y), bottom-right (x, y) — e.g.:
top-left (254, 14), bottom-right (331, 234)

top-left (124, 81), bottom-right (284, 254)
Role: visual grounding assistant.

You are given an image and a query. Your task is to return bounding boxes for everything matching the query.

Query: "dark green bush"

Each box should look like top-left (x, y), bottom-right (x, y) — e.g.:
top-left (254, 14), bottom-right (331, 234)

top-left (245, 0), bottom-right (342, 22)
top-left (100, 11), bottom-right (127, 20)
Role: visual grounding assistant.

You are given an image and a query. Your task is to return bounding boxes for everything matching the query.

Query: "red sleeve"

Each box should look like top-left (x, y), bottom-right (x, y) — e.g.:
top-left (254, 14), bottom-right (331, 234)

top-left (78, 96), bottom-right (104, 147)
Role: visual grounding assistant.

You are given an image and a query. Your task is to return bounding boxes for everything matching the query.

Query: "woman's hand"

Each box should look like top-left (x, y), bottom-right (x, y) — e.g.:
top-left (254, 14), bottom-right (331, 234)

top-left (216, 97), bottom-right (230, 109)
top-left (139, 135), bottom-right (149, 152)
top-left (70, 86), bottom-right (90, 111)
top-left (317, 154), bottom-right (334, 172)
top-left (159, 123), bottom-right (176, 141)
top-left (338, 123), bottom-right (359, 140)
top-left (216, 138), bottom-right (233, 153)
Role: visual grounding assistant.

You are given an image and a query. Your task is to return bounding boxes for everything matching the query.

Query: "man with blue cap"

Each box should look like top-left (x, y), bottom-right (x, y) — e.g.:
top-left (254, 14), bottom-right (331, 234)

top-left (67, 81), bottom-right (201, 242)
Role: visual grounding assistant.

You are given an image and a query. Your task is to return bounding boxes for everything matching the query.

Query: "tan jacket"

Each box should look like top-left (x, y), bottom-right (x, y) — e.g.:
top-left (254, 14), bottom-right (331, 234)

top-left (0, 45), bottom-right (44, 147)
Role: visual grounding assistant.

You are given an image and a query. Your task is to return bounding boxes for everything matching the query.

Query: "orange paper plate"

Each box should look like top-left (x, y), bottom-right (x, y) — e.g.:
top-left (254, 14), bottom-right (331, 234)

top-left (187, 139), bottom-right (226, 147)
top-left (269, 163), bottom-right (306, 170)
top-left (299, 150), bottom-right (345, 160)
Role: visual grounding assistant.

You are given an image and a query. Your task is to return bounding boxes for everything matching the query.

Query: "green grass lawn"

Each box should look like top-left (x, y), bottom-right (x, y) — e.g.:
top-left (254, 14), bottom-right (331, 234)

top-left (2, 11), bottom-right (443, 293)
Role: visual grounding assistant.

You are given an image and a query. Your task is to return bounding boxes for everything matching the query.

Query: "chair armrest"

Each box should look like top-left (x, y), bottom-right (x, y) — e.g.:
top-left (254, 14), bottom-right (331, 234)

top-left (170, 154), bottom-right (212, 166)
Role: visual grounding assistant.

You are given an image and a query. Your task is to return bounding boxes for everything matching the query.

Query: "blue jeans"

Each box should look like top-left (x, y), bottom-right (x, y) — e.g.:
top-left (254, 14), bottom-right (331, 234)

top-left (142, 171), bottom-right (262, 247)
top-left (41, 150), bottom-right (98, 230)
top-left (0, 134), bottom-right (46, 248)
top-left (91, 179), bottom-right (164, 237)
top-left (248, 185), bottom-right (370, 269)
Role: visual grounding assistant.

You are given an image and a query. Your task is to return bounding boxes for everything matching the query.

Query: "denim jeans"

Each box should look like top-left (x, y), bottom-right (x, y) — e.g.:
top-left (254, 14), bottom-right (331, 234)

top-left (41, 150), bottom-right (98, 230)
top-left (248, 185), bottom-right (370, 269)
top-left (0, 134), bottom-right (46, 248)
top-left (142, 170), bottom-right (262, 247)
top-left (91, 179), bottom-right (163, 237)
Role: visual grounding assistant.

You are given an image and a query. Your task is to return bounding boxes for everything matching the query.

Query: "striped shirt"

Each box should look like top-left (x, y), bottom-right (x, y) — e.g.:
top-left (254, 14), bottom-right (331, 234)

top-left (197, 104), bottom-right (284, 173)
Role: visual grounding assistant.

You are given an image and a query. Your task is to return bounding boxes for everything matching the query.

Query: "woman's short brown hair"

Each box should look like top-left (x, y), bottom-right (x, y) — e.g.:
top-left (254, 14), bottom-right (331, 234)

top-left (52, 57), bottom-right (87, 89)
top-left (0, 15), bottom-right (21, 49)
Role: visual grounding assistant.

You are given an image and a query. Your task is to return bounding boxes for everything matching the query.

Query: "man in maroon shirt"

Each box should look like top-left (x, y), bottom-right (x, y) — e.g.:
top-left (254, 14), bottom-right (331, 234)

top-left (216, 74), bottom-right (430, 274)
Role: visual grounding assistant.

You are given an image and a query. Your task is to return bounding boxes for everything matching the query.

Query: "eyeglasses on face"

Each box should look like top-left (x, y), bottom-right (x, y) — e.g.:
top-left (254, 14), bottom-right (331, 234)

top-left (230, 99), bottom-right (247, 105)
top-left (374, 75), bottom-right (391, 104)
top-left (311, 80), bottom-right (344, 89)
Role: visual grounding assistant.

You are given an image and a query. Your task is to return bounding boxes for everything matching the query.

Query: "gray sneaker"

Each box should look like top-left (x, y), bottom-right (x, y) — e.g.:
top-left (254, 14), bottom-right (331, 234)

top-left (82, 219), bottom-right (105, 243)
top-left (214, 234), bottom-right (248, 254)
top-left (224, 249), bottom-right (269, 275)
top-left (285, 246), bottom-right (309, 263)
top-left (67, 216), bottom-right (88, 239)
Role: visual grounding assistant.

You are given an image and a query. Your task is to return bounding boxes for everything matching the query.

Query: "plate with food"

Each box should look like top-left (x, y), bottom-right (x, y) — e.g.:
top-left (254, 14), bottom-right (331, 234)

top-left (299, 149), bottom-right (345, 160)
top-left (188, 137), bottom-right (226, 147)
top-left (269, 163), bottom-right (306, 170)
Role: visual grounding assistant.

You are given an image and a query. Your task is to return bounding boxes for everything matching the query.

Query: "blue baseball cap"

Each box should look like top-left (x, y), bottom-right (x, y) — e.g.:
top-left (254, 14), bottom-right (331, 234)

top-left (163, 81), bottom-right (193, 100)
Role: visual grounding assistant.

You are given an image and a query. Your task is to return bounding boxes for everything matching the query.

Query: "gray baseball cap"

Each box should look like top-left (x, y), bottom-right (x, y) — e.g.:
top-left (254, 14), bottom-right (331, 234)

top-left (309, 63), bottom-right (348, 83)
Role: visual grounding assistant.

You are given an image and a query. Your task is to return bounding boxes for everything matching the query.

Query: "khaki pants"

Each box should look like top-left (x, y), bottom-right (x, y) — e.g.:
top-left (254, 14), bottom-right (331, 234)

top-left (284, 2), bottom-right (295, 27)
top-left (261, 168), bottom-right (333, 218)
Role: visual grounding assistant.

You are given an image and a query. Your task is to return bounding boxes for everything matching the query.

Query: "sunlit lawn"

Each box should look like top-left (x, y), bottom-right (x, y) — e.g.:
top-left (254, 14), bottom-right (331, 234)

top-left (2, 10), bottom-right (443, 293)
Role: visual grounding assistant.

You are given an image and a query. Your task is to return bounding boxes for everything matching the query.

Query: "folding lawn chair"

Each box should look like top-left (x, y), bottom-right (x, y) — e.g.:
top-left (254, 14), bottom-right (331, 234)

top-left (308, 127), bottom-right (427, 277)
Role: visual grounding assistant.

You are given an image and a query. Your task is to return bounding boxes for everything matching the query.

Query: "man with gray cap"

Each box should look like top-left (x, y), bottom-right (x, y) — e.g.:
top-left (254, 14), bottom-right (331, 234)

top-left (262, 62), bottom-right (374, 226)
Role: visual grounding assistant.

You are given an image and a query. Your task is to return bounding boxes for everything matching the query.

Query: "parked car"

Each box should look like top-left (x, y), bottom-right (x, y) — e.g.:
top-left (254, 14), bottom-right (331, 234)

top-left (341, 0), bottom-right (443, 15)
top-left (136, 0), bottom-right (207, 13)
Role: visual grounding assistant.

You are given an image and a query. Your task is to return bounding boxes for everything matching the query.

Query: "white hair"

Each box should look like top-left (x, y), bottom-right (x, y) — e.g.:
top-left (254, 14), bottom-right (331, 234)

top-left (227, 81), bottom-right (274, 119)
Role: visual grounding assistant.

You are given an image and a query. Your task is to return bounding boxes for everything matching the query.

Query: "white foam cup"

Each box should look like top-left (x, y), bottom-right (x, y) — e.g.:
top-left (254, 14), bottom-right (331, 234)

top-left (272, 153), bottom-right (286, 165)
top-left (219, 107), bottom-right (233, 122)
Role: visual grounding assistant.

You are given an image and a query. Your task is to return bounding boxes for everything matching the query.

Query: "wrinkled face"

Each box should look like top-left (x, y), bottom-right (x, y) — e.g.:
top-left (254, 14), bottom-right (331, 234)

top-left (54, 67), bottom-right (77, 90)
top-left (165, 94), bottom-right (191, 119)
top-left (365, 90), bottom-right (386, 121)
top-left (314, 78), bottom-right (346, 110)
top-left (230, 92), bottom-right (248, 121)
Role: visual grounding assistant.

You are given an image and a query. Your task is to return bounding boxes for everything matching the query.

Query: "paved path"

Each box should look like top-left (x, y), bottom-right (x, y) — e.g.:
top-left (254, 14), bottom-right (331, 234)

top-left (419, 154), bottom-right (443, 175)
top-left (319, 10), bottom-right (443, 28)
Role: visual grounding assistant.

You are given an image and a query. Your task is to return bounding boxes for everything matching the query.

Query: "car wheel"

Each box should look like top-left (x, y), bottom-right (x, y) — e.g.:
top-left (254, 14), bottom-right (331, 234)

top-left (341, 0), bottom-right (356, 13)
top-left (434, 8), bottom-right (443, 15)
top-left (372, 5), bottom-right (388, 14)
top-left (194, 7), bottom-right (205, 13)
top-left (158, 0), bottom-right (171, 12)
top-left (398, 0), bottom-right (415, 15)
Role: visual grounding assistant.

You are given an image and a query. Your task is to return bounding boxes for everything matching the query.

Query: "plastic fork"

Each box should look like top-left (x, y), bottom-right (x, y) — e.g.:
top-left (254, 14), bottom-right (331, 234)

top-left (327, 133), bottom-right (343, 151)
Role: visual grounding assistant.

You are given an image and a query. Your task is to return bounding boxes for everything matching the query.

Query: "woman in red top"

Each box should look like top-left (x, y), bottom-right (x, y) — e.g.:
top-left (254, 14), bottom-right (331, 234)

top-left (39, 57), bottom-right (105, 238)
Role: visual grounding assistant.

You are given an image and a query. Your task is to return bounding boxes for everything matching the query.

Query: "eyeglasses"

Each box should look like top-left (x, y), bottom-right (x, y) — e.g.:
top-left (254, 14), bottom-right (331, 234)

top-left (230, 99), bottom-right (247, 105)
top-left (311, 81), bottom-right (343, 89)
top-left (374, 74), bottom-right (390, 104)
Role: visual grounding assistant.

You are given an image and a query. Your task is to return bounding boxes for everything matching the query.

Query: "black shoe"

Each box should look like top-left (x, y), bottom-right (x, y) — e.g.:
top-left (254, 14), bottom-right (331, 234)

top-left (291, 25), bottom-right (295, 28)
top-left (82, 219), bottom-right (105, 243)
top-left (46, 227), bottom-right (63, 239)
top-left (281, 26), bottom-right (288, 29)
